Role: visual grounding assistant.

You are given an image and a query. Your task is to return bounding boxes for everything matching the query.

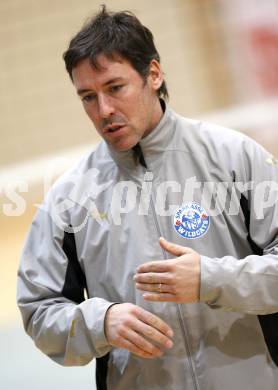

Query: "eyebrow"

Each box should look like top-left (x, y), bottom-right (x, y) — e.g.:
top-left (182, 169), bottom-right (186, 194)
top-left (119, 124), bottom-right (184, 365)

top-left (77, 77), bottom-right (125, 96)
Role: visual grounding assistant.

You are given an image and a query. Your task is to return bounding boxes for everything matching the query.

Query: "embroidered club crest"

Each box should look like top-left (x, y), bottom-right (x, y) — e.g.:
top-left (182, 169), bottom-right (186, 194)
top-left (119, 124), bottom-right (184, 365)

top-left (174, 202), bottom-right (210, 239)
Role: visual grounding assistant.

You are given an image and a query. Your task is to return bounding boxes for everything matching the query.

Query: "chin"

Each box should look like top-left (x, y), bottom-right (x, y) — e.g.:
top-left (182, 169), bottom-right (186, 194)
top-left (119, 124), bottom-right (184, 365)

top-left (114, 145), bottom-right (134, 152)
top-left (112, 139), bottom-right (138, 152)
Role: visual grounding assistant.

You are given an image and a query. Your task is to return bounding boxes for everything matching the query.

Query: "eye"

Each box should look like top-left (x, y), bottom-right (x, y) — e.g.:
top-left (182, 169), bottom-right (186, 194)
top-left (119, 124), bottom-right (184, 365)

top-left (82, 94), bottom-right (96, 103)
top-left (110, 85), bottom-right (123, 93)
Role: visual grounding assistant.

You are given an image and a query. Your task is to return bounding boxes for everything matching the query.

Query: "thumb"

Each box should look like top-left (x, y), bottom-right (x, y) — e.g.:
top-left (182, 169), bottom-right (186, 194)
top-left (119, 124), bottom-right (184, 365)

top-left (159, 237), bottom-right (194, 256)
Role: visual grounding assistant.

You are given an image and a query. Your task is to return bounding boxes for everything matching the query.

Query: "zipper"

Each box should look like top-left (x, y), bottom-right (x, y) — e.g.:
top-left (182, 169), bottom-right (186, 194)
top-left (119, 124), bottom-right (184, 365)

top-left (148, 179), bottom-right (199, 390)
top-left (137, 143), bottom-right (199, 390)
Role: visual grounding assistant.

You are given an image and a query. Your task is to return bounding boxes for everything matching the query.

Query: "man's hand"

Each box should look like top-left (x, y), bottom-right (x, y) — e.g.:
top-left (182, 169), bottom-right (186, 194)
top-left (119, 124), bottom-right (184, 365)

top-left (104, 303), bottom-right (174, 359)
top-left (134, 237), bottom-right (200, 303)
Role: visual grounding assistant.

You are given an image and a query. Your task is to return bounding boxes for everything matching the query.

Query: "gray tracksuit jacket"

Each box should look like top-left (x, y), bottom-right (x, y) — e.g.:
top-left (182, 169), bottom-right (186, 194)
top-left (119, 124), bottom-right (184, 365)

top-left (17, 105), bottom-right (278, 389)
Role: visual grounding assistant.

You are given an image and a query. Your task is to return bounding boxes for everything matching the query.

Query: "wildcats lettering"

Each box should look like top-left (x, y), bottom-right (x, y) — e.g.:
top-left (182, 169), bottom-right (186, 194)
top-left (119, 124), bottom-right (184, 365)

top-left (174, 202), bottom-right (210, 240)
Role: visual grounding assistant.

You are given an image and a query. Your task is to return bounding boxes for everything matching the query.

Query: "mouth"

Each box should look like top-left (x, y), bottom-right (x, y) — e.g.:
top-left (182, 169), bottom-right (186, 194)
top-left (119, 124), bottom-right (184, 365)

top-left (104, 124), bottom-right (125, 134)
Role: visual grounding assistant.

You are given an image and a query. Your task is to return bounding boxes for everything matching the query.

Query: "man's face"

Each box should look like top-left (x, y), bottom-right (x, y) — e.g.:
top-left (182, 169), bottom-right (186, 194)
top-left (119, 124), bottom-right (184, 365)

top-left (72, 54), bottom-right (163, 152)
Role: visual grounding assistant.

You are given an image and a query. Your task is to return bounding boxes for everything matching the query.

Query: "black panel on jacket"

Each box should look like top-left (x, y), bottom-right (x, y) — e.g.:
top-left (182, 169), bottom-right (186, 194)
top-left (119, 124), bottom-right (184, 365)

top-left (240, 194), bottom-right (263, 256)
top-left (62, 230), bottom-right (87, 303)
top-left (240, 194), bottom-right (278, 366)
top-left (96, 353), bottom-right (109, 390)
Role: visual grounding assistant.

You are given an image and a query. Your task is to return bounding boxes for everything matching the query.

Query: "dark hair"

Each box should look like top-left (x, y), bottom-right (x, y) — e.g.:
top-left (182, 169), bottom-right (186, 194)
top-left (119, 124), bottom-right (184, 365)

top-left (63, 5), bottom-right (168, 100)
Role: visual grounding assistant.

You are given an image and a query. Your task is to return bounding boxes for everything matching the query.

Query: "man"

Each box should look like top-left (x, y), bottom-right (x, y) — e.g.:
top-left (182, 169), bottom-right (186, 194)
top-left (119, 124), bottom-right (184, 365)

top-left (17, 6), bottom-right (278, 390)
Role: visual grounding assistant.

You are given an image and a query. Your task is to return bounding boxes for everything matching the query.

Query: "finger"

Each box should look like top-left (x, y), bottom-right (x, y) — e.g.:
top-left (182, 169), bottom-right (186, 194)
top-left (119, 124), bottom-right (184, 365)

top-left (143, 292), bottom-right (177, 302)
top-left (124, 329), bottom-right (164, 357)
top-left (136, 307), bottom-right (174, 338)
top-left (134, 272), bottom-right (173, 284)
top-left (136, 261), bottom-right (171, 274)
top-left (133, 319), bottom-right (173, 350)
top-left (119, 337), bottom-right (159, 359)
top-left (136, 282), bottom-right (174, 294)
top-left (159, 237), bottom-right (193, 256)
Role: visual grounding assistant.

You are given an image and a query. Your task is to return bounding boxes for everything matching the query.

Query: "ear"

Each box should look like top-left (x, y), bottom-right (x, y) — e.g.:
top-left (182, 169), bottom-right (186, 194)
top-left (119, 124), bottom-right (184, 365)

top-left (147, 59), bottom-right (164, 92)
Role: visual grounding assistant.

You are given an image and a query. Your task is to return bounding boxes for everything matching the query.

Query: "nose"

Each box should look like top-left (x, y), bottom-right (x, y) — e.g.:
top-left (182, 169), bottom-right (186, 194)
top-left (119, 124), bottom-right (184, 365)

top-left (98, 94), bottom-right (115, 119)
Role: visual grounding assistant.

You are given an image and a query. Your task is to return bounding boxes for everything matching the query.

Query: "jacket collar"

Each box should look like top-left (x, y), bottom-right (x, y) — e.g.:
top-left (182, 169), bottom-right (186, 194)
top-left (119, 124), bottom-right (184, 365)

top-left (107, 101), bottom-right (176, 170)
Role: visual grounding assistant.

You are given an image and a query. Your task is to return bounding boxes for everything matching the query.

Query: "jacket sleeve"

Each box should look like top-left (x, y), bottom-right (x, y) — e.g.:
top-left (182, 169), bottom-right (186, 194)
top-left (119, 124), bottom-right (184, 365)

top-left (17, 197), bottom-right (114, 366)
top-left (200, 135), bottom-right (278, 315)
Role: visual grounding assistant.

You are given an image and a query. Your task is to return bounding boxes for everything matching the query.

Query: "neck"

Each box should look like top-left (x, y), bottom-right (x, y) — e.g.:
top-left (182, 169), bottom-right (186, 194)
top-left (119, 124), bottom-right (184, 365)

top-left (143, 98), bottom-right (164, 138)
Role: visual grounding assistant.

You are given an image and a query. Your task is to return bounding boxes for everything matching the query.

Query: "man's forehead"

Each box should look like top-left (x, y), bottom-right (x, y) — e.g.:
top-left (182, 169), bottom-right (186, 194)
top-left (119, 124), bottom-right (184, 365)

top-left (72, 54), bottom-right (132, 88)
top-left (77, 54), bottom-right (130, 75)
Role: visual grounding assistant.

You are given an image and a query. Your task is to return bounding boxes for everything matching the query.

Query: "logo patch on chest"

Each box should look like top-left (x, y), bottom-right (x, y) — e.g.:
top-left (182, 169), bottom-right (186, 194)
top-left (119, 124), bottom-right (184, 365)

top-left (174, 202), bottom-right (210, 239)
